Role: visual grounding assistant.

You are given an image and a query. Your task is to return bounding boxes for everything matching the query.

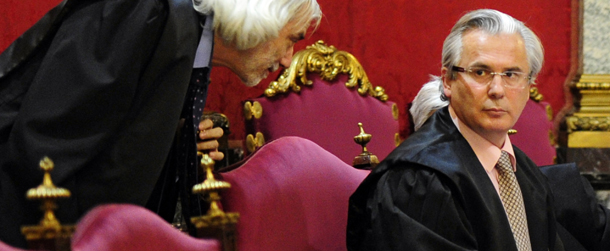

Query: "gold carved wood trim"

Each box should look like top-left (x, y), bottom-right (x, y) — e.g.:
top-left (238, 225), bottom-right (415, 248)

top-left (529, 86), bottom-right (544, 102)
top-left (572, 74), bottom-right (610, 113)
top-left (243, 101), bottom-right (263, 120)
top-left (392, 103), bottom-right (399, 120)
top-left (567, 115), bottom-right (610, 132)
top-left (246, 132), bottom-right (265, 153)
top-left (566, 74), bottom-right (610, 148)
top-left (264, 40), bottom-right (389, 101)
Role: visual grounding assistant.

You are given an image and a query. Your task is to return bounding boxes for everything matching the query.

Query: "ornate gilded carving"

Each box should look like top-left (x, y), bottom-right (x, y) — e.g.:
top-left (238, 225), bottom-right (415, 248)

top-left (566, 74), bottom-right (610, 147)
top-left (243, 101), bottom-right (263, 120)
top-left (394, 133), bottom-right (403, 147)
top-left (246, 132), bottom-right (265, 153)
top-left (529, 86), bottom-right (544, 102)
top-left (574, 82), bottom-right (610, 89)
top-left (392, 103), bottom-right (399, 120)
top-left (566, 116), bottom-right (610, 132)
top-left (264, 40), bottom-right (389, 101)
top-left (21, 157), bottom-right (75, 250)
top-left (571, 74), bottom-right (610, 113)
top-left (545, 104), bottom-right (553, 122)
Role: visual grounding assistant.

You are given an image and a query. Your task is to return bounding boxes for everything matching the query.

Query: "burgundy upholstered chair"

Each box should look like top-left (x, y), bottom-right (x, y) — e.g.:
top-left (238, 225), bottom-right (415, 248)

top-left (243, 41), bottom-right (400, 165)
top-left (510, 87), bottom-right (556, 166)
top-left (71, 204), bottom-right (220, 251)
top-left (0, 241), bottom-right (29, 251)
top-left (219, 136), bottom-right (370, 251)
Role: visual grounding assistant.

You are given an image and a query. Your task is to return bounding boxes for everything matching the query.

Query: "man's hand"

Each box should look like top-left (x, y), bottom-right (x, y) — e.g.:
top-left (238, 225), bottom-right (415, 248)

top-left (197, 118), bottom-right (224, 161)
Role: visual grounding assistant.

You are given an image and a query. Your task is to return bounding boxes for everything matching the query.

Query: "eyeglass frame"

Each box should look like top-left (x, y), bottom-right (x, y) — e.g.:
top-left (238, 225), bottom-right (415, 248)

top-left (451, 66), bottom-right (533, 90)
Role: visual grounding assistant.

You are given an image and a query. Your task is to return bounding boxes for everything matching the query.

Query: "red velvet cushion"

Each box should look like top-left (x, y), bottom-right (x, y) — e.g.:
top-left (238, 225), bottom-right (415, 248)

top-left (245, 73), bottom-right (399, 165)
top-left (71, 204), bottom-right (220, 251)
top-left (220, 136), bottom-right (370, 251)
top-left (510, 99), bottom-right (556, 166)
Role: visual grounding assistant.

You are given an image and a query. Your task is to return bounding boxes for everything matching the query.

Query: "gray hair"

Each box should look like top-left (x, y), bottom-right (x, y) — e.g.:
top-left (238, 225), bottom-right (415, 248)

top-left (193, 0), bottom-right (322, 50)
top-left (442, 9), bottom-right (544, 83)
top-left (410, 76), bottom-right (449, 131)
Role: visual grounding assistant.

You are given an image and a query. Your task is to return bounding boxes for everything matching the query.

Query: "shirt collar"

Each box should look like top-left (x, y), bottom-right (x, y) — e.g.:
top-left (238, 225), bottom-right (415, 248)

top-left (448, 105), bottom-right (517, 173)
top-left (193, 13), bottom-right (214, 68)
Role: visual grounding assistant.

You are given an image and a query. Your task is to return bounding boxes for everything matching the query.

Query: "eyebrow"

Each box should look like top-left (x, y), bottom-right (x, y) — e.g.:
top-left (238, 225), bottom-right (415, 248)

top-left (468, 63), bottom-right (525, 72)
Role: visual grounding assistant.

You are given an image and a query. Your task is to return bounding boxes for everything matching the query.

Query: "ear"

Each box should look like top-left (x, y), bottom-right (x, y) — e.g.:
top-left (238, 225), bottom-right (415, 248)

top-left (441, 67), bottom-right (452, 99)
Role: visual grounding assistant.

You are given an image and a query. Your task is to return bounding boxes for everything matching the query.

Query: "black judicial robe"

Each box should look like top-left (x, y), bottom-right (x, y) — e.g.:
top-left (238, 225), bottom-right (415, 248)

top-left (0, 0), bottom-right (201, 247)
top-left (347, 106), bottom-right (562, 251)
top-left (541, 163), bottom-right (610, 251)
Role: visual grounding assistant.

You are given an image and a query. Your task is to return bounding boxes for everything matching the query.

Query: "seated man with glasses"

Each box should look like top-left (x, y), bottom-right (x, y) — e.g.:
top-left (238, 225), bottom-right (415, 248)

top-left (348, 9), bottom-right (575, 251)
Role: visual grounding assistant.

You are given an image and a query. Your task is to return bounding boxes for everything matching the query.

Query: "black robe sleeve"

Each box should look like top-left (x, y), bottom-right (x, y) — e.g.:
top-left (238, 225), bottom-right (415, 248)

top-left (7, 0), bottom-right (167, 185)
top-left (360, 165), bottom-right (478, 251)
top-left (0, 0), bottom-right (190, 247)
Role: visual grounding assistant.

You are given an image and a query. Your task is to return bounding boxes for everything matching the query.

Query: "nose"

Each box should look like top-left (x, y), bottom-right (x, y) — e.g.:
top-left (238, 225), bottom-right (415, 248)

top-left (488, 74), bottom-right (505, 98)
top-left (280, 47), bottom-right (294, 68)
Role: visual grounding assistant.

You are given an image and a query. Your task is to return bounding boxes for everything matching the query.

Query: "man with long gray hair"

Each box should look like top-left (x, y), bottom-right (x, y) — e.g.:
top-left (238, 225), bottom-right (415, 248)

top-left (348, 9), bottom-right (565, 250)
top-left (0, 0), bottom-right (321, 247)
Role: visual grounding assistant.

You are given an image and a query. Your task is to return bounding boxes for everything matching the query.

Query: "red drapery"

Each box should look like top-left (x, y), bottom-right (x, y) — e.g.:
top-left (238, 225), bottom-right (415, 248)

top-left (0, 0), bottom-right (571, 141)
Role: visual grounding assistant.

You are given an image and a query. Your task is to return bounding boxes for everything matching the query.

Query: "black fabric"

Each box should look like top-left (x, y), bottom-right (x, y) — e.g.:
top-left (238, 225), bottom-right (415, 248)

top-left (541, 163), bottom-right (610, 251)
top-left (180, 67), bottom-right (210, 234)
top-left (0, 0), bottom-right (201, 247)
top-left (347, 107), bottom-right (562, 251)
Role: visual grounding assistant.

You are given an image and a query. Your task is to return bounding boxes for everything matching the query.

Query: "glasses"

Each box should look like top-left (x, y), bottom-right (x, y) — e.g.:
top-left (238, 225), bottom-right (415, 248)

top-left (452, 66), bottom-right (532, 90)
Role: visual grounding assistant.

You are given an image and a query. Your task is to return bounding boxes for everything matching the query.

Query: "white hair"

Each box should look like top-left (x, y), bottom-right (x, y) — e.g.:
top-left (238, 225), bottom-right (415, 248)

top-left (193, 0), bottom-right (322, 50)
top-left (409, 76), bottom-right (449, 131)
top-left (442, 9), bottom-right (544, 83)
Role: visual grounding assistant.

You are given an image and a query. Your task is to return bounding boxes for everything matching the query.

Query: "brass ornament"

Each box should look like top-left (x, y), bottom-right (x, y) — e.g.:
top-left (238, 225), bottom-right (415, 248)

top-left (508, 129), bottom-right (518, 135)
top-left (392, 103), bottom-right (399, 120)
top-left (545, 104), bottom-right (554, 122)
top-left (394, 133), bottom-right (403, 147)
top-left (264, 40), bottom-right (389, 101)
top-left (529, 86), bottom-right (544, 102)
top-left (245, 132), bottom-right (265, 153)
top-left (191, 153), bottom-right (239, 250)
top-left (243, 101), bottom-right (263, 120)
top-left (21, 157), bottom-right (75, 247)
top-left (353, 123), bottom-right (379, 170)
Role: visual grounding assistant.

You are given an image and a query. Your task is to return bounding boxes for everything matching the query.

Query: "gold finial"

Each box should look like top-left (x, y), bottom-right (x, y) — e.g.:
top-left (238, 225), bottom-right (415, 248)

top-left (21, 157), bottom-right (75, 249)
top-left (353, 123), bottom-right (379, 170)
top-left (354, 123), bottom-right (372, 153)
top-left (191, 153), bottom-right (239, 248)
top-left (192, 153), bottom-right (231, 198)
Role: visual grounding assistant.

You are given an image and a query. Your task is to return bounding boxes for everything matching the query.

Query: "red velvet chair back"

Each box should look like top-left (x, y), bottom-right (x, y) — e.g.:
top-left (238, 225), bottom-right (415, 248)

top-left (220, 136), bottom-right (370, 251)
top-left (243, 41), bottom-right (400, 165)
top-left (0, 241), bottom-right (29, 251)
top-left (71, 204), bottom-right (220, 251)
top-left (510, 89), bottom-right (556, 166)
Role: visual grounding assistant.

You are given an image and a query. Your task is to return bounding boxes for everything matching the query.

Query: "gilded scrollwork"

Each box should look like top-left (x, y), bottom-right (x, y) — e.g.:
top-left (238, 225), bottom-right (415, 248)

top-left (529, 86), bottom-right (544, 102)
top-left (567, 116), bottom-right (610, 132)
top-left (264, 40), bottom-right (389, 101)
